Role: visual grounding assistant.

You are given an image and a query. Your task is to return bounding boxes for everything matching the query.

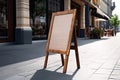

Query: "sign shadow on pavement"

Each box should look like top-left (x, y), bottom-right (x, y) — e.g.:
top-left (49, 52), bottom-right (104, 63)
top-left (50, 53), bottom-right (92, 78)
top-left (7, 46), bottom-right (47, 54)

top-left (30, 69), bottom-right (79, 80)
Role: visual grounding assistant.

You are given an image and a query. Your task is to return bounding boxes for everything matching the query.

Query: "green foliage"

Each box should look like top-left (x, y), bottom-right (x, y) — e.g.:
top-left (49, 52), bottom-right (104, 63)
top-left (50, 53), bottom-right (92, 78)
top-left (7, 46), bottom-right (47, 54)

top-left (90, 28), bottom-right (102, 39)
top-left (109, 14), bottom-right (120, 27)
top-left (35, 0), bottom-right (46, 15)
top-left (91, 28), bottom-right (102, 35)
top-left (90, 27), bottom-right (103, 39)
top-left (30, 0), bottom-right (46, 27)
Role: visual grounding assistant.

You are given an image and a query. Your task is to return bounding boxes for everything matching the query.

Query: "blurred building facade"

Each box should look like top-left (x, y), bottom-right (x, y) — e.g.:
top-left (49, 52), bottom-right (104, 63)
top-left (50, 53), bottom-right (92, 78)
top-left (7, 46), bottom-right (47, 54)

top-left (90, 0), bottom-right (115, 29)
top-left (0, 0), bottom-right (115, 44)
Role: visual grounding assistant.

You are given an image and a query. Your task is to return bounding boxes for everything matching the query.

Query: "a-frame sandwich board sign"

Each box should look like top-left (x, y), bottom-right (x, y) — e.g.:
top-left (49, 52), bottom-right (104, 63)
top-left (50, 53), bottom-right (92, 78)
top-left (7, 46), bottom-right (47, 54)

top-left (44, 9), bottom-right (80, 73)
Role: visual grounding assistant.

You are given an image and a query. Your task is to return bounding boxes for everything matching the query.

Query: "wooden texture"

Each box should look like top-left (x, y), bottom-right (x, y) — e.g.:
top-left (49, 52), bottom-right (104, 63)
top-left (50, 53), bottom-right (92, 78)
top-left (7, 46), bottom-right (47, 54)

top-left (44, 9), bottom-right (80, 73)
top-left (46, 10), bottom-right (76, 54)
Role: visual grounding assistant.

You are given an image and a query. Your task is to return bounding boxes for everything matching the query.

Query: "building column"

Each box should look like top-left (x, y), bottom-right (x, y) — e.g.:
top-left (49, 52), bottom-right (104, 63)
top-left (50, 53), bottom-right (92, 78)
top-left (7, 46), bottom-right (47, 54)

top-left (64, 0), bottom-right (71, 10)
top-left (80, 5), bottom-right (86, 37)
top-left (81, 5), bottom-right (86, 29)
top-left (15, 0), bottom-right (32, 44)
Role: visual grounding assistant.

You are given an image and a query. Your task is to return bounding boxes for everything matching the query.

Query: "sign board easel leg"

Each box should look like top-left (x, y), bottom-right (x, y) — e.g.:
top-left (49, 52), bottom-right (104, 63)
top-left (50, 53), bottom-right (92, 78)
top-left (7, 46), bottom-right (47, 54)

top-left (44, 51), bottom-right (49, 68)
top-left (63, 54), bottom-right (69, 73)
top-left (73, 30), bottom-right (80, 69)
top-left (61, 54), bottom-right (64, 66)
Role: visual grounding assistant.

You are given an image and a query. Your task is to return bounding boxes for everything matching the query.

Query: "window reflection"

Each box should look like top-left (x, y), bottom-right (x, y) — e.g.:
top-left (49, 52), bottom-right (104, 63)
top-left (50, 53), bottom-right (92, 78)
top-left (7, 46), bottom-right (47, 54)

top-left (47, 0), bottom-right (61, 27)
top-left (30, 0), bottom-right (63, 40)
top-left (30, 0), bottom-right (46, 40)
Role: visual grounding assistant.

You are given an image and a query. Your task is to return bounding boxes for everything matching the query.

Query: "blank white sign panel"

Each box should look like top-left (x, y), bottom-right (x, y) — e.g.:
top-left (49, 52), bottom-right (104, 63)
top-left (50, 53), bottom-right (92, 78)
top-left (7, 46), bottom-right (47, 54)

top-left (49, 13), bottom-right (73, 51)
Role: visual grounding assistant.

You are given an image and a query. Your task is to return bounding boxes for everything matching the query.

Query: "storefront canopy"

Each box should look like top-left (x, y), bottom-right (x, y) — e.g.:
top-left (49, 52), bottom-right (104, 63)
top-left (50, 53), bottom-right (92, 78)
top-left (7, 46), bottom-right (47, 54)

top-left (96, 8), bottom-right (110, 20)
top-left (80, 0), bottom-right (110, 20)
top-left (91, 9), bottom-right (107, 20)
top-left (95, 18), bottom-right (106, 21)
top-left (89, 3), bottom-right (110, 20)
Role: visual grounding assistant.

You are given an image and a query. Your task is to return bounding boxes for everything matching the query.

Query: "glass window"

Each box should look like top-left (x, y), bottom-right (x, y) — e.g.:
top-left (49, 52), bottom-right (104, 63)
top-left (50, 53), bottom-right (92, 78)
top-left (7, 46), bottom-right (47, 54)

top-left (30, 0), bottom-right (64, 40)
top-left (0, 0), bottom-right (8, 40)
top-left (30, 0), bottom-right (47, 40)
top-left (47, 0), bottom-right (64, 30)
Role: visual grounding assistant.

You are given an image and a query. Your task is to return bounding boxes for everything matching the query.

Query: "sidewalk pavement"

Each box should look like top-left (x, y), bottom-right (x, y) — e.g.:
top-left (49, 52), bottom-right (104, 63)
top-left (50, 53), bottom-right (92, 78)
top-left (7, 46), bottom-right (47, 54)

top-left (1, 33), bottom-right (120, 80)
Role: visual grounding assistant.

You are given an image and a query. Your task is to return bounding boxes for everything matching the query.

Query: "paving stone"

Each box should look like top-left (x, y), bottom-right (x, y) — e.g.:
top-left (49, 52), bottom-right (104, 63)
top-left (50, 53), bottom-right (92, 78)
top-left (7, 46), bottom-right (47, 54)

top-left (5, 75), bottom-right (25, 80)
top-left (1, 33), bottom-right (120, 80)
top-left (109, 74), bottom-right (120, 79)
top-left (89, 74), bottom-right (109, 80)
top-left (111, 70), bottom-right (120, 75)
top-left (95, 69), bottom-right (112, 75)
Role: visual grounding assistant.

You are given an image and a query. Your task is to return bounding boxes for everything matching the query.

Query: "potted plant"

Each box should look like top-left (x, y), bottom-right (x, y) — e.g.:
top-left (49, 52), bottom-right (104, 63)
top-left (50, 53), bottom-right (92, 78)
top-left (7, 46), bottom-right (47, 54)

top-left (90, 27), bottom-right (102, 39)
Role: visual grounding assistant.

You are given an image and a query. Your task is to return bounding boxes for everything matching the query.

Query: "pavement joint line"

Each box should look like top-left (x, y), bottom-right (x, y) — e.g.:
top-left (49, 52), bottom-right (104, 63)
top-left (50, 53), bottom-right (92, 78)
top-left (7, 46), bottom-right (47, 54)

top-left (107, 56), bottom-right (120, 80)
top-left (91, 62), bottom-right (106, 75)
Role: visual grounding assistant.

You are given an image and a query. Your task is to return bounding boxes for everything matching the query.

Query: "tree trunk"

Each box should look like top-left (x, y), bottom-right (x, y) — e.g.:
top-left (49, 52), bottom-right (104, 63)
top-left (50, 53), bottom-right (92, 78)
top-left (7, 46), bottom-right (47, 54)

top-left (115, 27), bottom-right (116, 36)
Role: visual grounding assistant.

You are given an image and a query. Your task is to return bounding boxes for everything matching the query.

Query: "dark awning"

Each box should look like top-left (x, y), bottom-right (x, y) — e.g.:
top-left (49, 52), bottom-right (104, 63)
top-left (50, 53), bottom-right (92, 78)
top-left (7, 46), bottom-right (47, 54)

top-left (80, 0), bottom-right (110, 20)
top-left (96, 7), bottom-right (110, 20)
top-left (82, 1), bottom-right (110, 20)
top-left (91, 7), bottom-right (110, 20)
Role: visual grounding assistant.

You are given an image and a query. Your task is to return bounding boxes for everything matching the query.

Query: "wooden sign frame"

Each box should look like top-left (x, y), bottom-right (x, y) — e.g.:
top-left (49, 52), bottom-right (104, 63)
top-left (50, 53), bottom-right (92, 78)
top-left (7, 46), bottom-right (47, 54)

top-left (44, 9), bottom-right (80, 73)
